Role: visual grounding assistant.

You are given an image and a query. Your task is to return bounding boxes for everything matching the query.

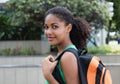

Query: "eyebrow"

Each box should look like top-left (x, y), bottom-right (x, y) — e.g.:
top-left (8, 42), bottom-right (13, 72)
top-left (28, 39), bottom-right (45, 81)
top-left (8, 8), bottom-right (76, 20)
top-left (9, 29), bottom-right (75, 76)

top-left (44, 23), bottom-right (58, 26)
top-left (51, 23), bottom-right (58, 25)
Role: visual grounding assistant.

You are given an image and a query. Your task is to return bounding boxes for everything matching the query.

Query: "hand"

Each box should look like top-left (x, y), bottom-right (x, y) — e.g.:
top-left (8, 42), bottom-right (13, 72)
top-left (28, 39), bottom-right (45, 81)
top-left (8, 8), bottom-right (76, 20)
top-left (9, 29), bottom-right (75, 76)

top-left (42, 55), bottom-right (58, 78)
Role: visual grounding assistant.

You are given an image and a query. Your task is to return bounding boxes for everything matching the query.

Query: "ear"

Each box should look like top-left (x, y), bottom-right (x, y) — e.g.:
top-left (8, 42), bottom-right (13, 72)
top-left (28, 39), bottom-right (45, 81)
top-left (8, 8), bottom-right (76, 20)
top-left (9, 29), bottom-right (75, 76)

top-left (66, 24), bottom-right (72, 33)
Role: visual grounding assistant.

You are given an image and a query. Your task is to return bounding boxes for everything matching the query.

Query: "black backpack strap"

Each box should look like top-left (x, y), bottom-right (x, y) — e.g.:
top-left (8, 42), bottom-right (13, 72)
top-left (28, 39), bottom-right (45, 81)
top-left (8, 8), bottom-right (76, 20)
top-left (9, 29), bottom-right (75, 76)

top-left (52, 50), bottom-right (66, 84)
top-left (53, 48), bottom-right (88, 84)
top-left (52, 48), bottom-right (77, 84)
top-left (55, 50), bottom-right (66, 61)
top-left (56, 48), bottom-right (88, 84)
top-left (55, 48), bottom-right (87, 61)
top-left (78, 48), bottom-right (87, 55)
top-left (63, 48), bottom-right (88, 84)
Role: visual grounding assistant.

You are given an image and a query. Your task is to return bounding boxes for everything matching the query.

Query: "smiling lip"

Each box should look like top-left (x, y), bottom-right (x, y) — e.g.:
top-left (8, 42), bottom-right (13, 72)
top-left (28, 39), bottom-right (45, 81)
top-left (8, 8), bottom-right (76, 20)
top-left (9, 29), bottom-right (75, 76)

top-left (48, 37), bottom-right (55, 41)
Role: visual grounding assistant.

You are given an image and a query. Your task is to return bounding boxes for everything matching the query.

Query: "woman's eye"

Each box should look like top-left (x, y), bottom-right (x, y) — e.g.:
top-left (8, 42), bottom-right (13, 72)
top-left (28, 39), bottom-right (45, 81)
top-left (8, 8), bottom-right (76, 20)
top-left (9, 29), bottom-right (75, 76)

top-left (44, 25), bottom-right (48, 30)
top-left (52, 25), bottom-right (58, 29)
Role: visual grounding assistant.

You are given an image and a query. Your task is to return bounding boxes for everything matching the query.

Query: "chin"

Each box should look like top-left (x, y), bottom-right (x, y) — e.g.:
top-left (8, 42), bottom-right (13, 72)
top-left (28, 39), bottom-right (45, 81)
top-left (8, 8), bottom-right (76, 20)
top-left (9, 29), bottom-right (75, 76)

top-left (49, 42), bottom-right (57, 46)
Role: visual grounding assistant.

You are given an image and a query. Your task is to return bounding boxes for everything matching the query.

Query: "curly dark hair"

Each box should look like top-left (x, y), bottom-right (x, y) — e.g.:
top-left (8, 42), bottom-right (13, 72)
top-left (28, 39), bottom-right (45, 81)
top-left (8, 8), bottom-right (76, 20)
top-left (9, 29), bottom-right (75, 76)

top-left (45, 6), bottom-right (91, 49)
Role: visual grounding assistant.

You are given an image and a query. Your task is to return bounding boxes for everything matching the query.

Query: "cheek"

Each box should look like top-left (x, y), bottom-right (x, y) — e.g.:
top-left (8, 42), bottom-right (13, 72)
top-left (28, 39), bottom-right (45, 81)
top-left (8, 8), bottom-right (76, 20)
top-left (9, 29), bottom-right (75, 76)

top-left (56, 29), bottom-right (66, 39)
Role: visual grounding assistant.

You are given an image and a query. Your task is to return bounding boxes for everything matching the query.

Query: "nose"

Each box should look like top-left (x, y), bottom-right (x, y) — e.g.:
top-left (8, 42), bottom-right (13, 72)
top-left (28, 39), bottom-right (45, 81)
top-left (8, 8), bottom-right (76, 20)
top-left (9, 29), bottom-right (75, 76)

top-left (44, 28), bottom-right (52, 35)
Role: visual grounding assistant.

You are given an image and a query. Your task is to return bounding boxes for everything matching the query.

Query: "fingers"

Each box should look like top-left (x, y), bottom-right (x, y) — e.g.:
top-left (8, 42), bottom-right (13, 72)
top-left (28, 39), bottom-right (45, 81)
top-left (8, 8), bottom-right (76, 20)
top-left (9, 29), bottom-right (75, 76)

top-left (48, 55), bottom-right (55, 62)
top-left (51, 60), bottom-right (58, 71)
top-left (42, 55), bottom-right (58, 75)
top-left (53, 61), bottom-right (58, 66)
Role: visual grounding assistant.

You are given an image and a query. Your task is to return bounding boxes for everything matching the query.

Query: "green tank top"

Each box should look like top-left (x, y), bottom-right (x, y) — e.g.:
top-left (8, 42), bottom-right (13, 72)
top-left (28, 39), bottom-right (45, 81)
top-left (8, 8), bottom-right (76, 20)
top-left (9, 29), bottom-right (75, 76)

top-left (46, 45), bottom-right (77, 84)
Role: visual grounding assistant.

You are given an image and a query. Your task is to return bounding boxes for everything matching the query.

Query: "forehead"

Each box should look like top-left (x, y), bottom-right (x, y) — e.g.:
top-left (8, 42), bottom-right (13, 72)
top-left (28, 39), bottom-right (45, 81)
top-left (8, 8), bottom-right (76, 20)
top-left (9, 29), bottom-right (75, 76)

top-left (44, 14), bottom-right (64, 24)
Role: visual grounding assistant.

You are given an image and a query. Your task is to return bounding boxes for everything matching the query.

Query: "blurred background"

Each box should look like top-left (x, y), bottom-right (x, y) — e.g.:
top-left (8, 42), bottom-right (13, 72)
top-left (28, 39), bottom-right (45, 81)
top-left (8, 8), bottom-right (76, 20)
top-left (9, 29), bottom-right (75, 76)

top-left (0, 0), bottom-right (120, 84)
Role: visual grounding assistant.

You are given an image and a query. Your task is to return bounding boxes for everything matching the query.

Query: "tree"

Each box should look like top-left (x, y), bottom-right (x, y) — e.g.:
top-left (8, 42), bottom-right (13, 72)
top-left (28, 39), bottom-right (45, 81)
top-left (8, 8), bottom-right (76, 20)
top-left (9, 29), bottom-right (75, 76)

top-left (0, 14), bottom-right (16, 40)
top-left (104, 0), bottom-right (120, 44)
top-left (106, 0), bottom-right (120, 38)
top-left (5, 0), bottom-right (110, 41)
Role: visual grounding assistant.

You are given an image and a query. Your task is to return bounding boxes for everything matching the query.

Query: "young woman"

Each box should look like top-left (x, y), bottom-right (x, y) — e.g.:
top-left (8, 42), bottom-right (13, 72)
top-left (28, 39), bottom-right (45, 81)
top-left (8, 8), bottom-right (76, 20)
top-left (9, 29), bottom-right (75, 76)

top-left (42, 6), bottom-right (91, 84)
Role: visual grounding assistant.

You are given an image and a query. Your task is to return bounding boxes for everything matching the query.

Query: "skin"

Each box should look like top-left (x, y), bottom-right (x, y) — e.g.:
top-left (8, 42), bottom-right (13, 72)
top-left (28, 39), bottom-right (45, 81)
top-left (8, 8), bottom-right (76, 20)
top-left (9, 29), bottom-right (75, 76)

top-left (42, 14), bottom-right (80, 84)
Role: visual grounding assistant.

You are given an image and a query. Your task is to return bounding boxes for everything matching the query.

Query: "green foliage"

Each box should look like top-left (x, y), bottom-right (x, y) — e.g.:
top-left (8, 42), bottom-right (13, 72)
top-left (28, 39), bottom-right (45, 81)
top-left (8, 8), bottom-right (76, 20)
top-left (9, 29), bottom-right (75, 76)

top-left (0, 14), bottom-right (41, 40)
top-left (6, 0), bottom-right (110, 31)
top-left (0, 47), bottom-right (36, 56)
top-left (0, 0), bottom-right (111, 40)
top-left (106, 0), bottom-right (120, 34)
top-left (113, 0), bottom-right (120, 34)
top-left (88, 45), bottom-right (120, 54)
top-left (66, 0), bottom-right (110, 28)
top-left (0, 14), bottom-right (16, 40)
top-left (6, 0), bottom-right (45, 26)
top-left (1, 44), bottom-right (120, 56)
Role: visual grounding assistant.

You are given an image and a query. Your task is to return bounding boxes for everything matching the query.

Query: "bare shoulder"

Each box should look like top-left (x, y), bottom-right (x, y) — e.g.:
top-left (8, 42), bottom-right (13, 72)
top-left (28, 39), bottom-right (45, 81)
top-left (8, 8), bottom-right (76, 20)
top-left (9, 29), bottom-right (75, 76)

top-left (60, 51), bottom-right (78, 69)
top-left (60, 51), bottom-right (79, 83)
top-left (61, 51), bottom-right (77, 63)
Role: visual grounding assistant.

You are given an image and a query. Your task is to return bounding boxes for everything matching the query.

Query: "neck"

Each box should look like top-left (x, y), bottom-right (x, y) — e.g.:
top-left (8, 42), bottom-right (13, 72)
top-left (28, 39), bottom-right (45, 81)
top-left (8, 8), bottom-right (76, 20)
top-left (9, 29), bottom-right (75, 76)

top-left (57, 41), bottom-right (73, 54)
top-left (56, 35), bottom-right (73, 54)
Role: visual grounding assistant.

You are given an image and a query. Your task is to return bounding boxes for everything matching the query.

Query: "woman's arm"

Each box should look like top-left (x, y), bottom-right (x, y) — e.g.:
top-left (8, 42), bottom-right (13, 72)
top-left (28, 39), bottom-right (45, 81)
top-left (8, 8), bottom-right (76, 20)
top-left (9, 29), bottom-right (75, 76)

top-left (42, 55), bottom-right (59, 84)
top-left (61, 52), bottom-right (80, 84)
top-left (45, 72), bottom-right (59, 84)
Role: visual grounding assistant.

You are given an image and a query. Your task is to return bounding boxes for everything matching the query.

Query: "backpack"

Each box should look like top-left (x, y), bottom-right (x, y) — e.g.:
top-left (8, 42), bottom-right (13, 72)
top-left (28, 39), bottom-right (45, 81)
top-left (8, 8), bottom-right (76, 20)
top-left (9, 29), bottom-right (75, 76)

top-left (52, 48), bottom-right (112, 84)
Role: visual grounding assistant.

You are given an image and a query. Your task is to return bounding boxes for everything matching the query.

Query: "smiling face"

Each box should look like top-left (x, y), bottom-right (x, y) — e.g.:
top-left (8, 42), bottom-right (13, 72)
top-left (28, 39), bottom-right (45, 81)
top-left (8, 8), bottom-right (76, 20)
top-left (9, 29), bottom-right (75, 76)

top-left (44, 14), bottom-right (72, 46)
